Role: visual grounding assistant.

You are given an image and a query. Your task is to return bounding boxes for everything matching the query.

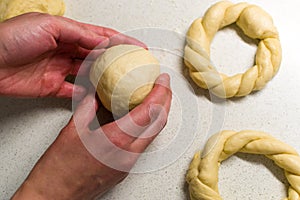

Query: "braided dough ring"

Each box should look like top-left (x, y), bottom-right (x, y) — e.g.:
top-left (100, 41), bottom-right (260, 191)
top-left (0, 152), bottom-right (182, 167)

top-left (184, 1), bottom-right (282, 98)
top-left (186, 130), bottom-right (300, 200)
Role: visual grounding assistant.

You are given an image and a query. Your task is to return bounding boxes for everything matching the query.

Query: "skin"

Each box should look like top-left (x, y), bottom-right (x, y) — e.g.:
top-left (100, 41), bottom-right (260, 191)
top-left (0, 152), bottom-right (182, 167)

top-left (0, 13), bottom-right (172, 199)
top-left (0, 12), bottom-right (146, 99)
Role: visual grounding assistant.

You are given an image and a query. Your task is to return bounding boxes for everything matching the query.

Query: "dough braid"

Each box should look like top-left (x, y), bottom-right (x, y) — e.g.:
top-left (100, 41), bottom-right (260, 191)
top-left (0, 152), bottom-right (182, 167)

top-left (184, 1), bottom-right (282, 98)
top-left (186, 130), bottom-right (300, 200)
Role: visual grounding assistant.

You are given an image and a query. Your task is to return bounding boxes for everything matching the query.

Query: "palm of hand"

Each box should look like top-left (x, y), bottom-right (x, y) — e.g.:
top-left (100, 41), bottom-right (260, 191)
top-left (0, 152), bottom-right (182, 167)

top-left (1, 53), bottom-right (76, 99)
top-left (1, 45), bottom-right (85, 98)
top-left (0, 14), bottom-right (90, 98)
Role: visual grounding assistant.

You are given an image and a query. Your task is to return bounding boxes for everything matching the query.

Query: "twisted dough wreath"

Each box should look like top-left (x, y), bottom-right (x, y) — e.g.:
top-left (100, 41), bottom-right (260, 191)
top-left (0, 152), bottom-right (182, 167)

top-left (186, 130), bottom-right (300, 200)
top-left (184, 1), bottom-right (282, 98)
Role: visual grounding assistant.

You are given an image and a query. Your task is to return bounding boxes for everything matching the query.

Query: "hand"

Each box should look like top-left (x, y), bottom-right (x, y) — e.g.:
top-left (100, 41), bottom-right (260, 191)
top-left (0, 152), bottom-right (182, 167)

top-left (0, 13), bottom-right (146, 99)
top-left (12, 74), bottom-right (172, 200)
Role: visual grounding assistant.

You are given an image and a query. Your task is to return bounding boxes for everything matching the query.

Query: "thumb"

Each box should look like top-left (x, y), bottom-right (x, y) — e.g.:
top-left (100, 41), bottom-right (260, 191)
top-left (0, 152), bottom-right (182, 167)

top-left (72, 92), bottom-right (98, 129)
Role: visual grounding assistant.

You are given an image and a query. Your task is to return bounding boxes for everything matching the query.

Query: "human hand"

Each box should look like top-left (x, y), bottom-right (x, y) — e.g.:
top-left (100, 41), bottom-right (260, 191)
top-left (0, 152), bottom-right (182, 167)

top-left (12, 74), bottom-right (172, 200)
top-left (0, 13), bottom-right (146, 99)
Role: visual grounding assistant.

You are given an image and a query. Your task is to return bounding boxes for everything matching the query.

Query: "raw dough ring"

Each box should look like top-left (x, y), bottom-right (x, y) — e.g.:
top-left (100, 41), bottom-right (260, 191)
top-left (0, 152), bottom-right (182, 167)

top-left (186, 130), bottom-right (300, 200)
top-left (184, 1), bottom-right (282, 98)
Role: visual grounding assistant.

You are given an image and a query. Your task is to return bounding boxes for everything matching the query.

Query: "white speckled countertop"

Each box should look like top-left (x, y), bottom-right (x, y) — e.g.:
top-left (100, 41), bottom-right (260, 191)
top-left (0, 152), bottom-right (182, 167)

top-left (1, 0), bottom-right (300, 199)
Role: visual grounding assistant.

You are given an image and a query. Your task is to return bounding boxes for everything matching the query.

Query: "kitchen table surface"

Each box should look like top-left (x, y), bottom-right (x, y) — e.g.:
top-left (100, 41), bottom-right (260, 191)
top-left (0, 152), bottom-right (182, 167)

top-left (1, 0), bottom-right (300, 199)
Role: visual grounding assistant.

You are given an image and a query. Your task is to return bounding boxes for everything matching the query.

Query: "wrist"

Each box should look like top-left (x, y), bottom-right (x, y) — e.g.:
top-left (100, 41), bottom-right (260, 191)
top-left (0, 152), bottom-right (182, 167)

top-left (12, 180), bottom-right (48, 200)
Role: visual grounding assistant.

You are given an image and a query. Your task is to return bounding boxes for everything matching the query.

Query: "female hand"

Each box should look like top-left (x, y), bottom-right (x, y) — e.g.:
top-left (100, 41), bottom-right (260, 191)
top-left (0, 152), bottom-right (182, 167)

top-left (0, 13), bottom-right (146, 99)
top-left (12, 74), bottom-right (172, 200)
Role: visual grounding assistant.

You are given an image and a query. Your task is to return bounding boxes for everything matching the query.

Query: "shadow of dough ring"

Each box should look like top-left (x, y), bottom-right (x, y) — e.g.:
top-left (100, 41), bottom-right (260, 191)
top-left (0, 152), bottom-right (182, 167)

top-left (186, 130), bottom-right (300, 200)
top-left (184, 1), bottom-right (282, 98)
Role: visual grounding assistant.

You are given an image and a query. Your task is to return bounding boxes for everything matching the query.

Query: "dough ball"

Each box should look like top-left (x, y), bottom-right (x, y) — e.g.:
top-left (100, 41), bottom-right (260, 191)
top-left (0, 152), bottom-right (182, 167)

top-left (0, 0), bottom-right (65, 22)
top-left (90, 44), bottom-right (160, 116)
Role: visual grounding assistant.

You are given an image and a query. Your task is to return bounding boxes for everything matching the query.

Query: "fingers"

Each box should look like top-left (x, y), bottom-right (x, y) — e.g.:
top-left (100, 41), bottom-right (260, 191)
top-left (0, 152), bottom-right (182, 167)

top-left (129, 104), bottom-right (169, 153)
top-left (51, 16), bottom-right (107, 49)
top-left (56, 82), bottom-right (86, 100)
top-left (126, 73), bottom-right (172, 127)
top-left (129, 74), bottom-right (172, 152)
top-left (63, 74), bottom-right (171, 173)
top-left (53, 16), bottom-right (147, 50)
top-left (57, 43), bottom-right (92, 59)
top-left (72, 92), bottom-right (98, 129)
top-left (70, 60), bottom-right (93, 76)
top-left (97, 73), bottom-right (172, 150)
top-left (107, 32), bottom-right (148, 49)
top-left (58, 43), bottom-right (105, 76)
top-left (141, 73), bottom-right (172, 112)
top-left (69, 48), bottom-right (106, 76)
top-left (65, 19), bottom-right (147, 49)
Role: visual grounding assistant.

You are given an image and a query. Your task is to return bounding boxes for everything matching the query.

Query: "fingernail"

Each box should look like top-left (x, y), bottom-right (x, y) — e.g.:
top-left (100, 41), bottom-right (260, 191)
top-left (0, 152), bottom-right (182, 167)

top-left (155, 73), bottom-right (170, 88)
top-left (138, 41), bottom-right (148, 50)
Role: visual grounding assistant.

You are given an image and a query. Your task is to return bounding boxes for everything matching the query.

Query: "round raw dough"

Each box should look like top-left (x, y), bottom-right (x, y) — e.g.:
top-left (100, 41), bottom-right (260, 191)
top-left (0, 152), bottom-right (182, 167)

top-left (0, 0), bottom-right (65, 22)
top-left (90, 44), bottom-right (160, 116)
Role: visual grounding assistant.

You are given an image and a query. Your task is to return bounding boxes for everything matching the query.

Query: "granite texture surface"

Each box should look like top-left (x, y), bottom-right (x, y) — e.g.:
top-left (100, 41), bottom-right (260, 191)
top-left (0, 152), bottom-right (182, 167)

top-left (1, 0), bottom-right (300, 199)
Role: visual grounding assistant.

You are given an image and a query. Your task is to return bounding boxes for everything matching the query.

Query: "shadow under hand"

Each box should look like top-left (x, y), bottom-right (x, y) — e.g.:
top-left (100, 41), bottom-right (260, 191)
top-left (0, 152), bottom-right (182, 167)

top-left (88, 98), bottom-right (115, 130)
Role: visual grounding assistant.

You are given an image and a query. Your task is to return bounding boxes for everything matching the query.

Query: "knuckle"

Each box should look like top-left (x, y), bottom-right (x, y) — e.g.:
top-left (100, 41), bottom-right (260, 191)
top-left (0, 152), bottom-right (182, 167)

top-left (39, 13), bottom-right (56, 22)
top-left (120, 155), bottom-right (138, 170)
top-left (157, 116), bottom-right (168, 131)
top-left (37, 14), bottom-right (60, 34)
top-left (109, 136), bottom-right (127, 149)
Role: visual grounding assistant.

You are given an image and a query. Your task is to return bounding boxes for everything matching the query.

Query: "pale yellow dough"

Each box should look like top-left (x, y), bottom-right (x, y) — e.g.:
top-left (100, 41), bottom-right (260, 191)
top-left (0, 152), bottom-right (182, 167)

top-left (186, 130), bottom-right (300, 200)
top-left (89, 45), bottom-right (160, 116)
top-left (184, 1), bottom-right (282, 98)
top-left (0, 0), bottom-right (65, 22)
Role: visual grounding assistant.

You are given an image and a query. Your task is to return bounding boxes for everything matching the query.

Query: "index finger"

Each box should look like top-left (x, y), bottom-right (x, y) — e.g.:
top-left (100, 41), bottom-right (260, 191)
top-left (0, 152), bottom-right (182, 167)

top-left (57, 16), bottom-right (147, 49)
top-left (106, 31), bottom-right (148, 49)
top-left (81, 24), bottom-right (147, 49)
